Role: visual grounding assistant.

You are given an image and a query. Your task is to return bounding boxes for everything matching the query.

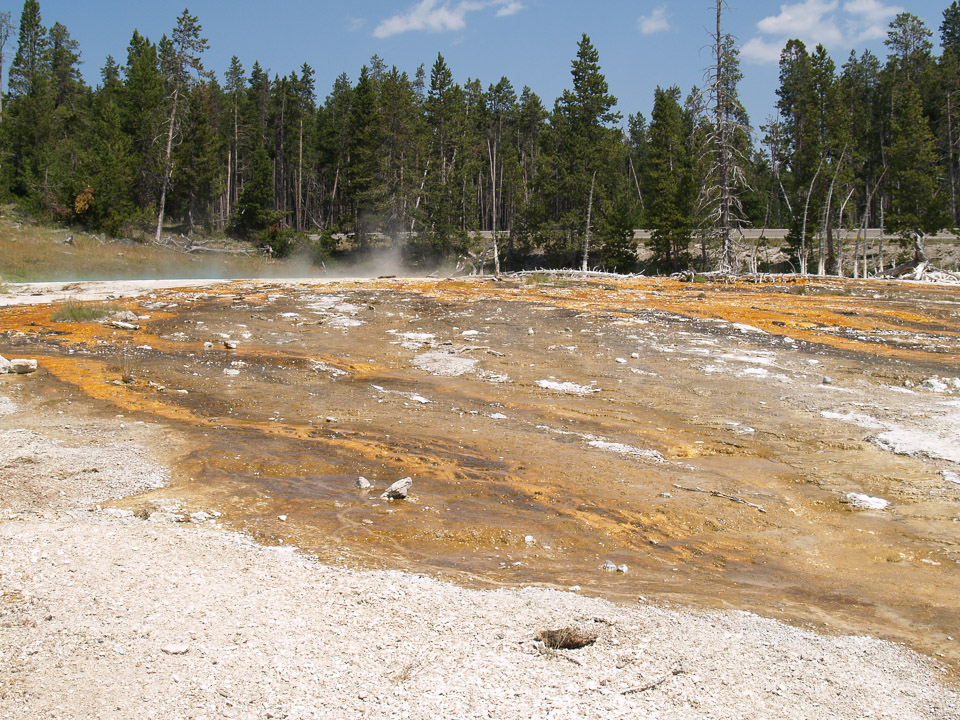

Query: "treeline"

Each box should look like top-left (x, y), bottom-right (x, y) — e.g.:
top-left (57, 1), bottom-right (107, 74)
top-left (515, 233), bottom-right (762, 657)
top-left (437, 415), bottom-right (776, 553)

top-left (1, 0), bottom-right (959, 274)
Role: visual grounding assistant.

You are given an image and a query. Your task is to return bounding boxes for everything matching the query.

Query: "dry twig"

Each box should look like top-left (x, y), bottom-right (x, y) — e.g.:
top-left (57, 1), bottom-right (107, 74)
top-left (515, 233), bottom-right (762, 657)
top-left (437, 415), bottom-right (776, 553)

top-left (622, 662), bottom-right (684, 695)
top-left (672, 484), bottom-right (767, 513)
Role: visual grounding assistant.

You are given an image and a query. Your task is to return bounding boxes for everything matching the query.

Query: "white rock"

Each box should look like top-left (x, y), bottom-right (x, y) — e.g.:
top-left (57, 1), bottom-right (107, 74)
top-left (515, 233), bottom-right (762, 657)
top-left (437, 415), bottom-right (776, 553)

top-left (0, 354), bottom-right (11, 373)
top-left (536, 379), bottom-right (600, 395)
top-left (921, 377), bottom-right (948, 392)
top-left (524, 535), bottom-right (536, 546)
top-left (844, 493), bottom-right (890, 510)
top-left (278, 515), bottom-right (287, 521)
top-left (10, 358), bottom-right (38, 374)
top-left (101, 508), bottom-right (134, 519)
top-left (161, 644), bottom-right (190, 655)
top-left (356, 476), bottom-right (372, 489)
top-left (943, 470), bottom-right (960, 485)
top-left (109, 320), bottom-right (138, 331)
top-left (224, 340), bottom-right (238, 349)
top-left (381, 477), bottom-right (413, 500)
top-left (223, 368), bottom-right (240, 376)
top-left (617, 564), bottom-right (628, 574)
top-left (189, 511), bottom-right (212, 523)
top-left (601, 560), bottom-right (617, 572)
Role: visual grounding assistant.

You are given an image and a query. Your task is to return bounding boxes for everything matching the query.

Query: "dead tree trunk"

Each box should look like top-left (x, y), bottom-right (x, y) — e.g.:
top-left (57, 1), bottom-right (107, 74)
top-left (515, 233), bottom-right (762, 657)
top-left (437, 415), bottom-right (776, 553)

top-left (581, 170), bottom-right (596, 272)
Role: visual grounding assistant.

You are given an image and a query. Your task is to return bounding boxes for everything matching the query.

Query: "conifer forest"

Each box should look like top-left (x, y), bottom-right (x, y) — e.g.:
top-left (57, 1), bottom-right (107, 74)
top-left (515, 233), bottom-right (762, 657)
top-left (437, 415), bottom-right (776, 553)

top-left (2, 0), bottom-right (960, 274)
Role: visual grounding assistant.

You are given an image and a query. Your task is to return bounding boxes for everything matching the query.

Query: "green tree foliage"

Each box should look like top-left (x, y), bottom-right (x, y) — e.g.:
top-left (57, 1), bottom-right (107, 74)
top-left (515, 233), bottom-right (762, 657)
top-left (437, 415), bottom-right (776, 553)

top-left (886, 83), bottom-right (949, 260)
top-left (7, 0), bottom-right (960, 279)
top-left (645, 86), bottom-right (693, 271)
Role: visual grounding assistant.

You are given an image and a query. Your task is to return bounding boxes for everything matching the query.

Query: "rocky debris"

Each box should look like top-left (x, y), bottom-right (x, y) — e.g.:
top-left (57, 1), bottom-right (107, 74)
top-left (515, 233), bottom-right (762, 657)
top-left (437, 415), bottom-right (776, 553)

top-left (381, 477), bottom-right (413, 500)
top-left (0, 354), bottom-right (10, 373)
top-left (843, 493), bottom-right (890, 510)
top-left (536, 379), bottom-right (600, 395)
top-left (189, 511), bottom-right (213, 523)
top-left (413, 351), bottom-right (478, 377)
top-left (942, 470), bottom-right (959, 485)
top-left (921, 377), bottom-right (949, 392)
top-left (356, 476), bottom-right (372, 489)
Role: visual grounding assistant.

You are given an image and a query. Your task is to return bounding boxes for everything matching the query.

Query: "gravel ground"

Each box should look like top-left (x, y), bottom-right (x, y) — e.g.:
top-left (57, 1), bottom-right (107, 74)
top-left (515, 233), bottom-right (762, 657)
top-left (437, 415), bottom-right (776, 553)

top-left (1, 280), bottom-right (958, 719)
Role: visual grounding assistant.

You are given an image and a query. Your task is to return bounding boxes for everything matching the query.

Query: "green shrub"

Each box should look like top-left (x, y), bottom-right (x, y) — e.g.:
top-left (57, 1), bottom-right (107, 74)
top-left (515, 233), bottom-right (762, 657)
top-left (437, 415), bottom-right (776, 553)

top-left (51, 300), bottom-right (121, 322)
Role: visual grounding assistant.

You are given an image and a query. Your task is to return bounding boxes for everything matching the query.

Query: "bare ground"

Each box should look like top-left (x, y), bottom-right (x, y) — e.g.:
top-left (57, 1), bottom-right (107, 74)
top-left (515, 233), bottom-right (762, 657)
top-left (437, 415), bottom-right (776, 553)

top-left (0, 277), bottom-right (958, 720)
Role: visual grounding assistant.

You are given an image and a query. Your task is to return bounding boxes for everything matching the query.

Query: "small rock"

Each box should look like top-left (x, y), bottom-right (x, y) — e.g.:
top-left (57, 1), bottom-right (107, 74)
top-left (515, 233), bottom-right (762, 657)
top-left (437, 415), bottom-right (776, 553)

top-left (223, 368), bottom-right (240, 376)
top-left (524, 535), bottom-right (536, 546)
top-left (325, 416), bottom-right (338, 423)
top-left (10, 358), bottom-right (38, 374)
top-left (617, 564), bottom-right (628, 574)
top-left (161, 644), bottom-right (190, 655)
top-left (223, 340), bottom-right (237, 350)
top-left (278, 514), bottom-right (287, 521)
top-left (0, 355), bottom-right (11, 374)
top-left (615, 358), bottom-right (627, 364)
top-left (601, 560), bottom-right (617, 572)
top-left (381, 477), bottom-right (413, 500)
top-left (631, 352), bottom-right (640, 359)
top-left (844, 492), bottom-right (890, 510)
top-left (189, 511), bottom-right (212, 523)
top-left (528, 328), bottom-right (535, 335)
top-left (821, 376), bottom-right (833, 385)
top-left (109, 320), bottom-right (138, 331)
top-left (356, 476), bottom-right (372, 489)
top-left (114, 310), bottom-right (139, 323)
top-left (204, 341), bottom-right (215, 350)
top-left (921, 377), bottom-right (948, 392)
top-left (101, 508), bottom-right (134, 519)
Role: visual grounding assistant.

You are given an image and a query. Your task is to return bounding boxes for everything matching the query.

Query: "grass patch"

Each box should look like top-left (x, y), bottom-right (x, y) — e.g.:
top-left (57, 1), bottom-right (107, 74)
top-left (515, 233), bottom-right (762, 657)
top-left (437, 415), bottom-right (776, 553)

top-left (524, 272), bottom-right (572, 288)
top-left (536, 626), bottom-right (598, 650)
top-left (0, 214), bottom-right (314, 282)
top-left (51, 300), bottom-right (121, 323)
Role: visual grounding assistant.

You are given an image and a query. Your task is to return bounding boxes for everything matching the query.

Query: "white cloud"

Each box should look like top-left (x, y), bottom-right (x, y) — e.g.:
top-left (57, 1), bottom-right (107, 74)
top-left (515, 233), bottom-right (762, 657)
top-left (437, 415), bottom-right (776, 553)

top-left (373, 0), bottom-right (524, 39)
top-left (346, 16), bottom-right (366, 32)
top-left (639, 5), bottom-right (670, 35)
top-left (744, 0), bottom-right (904, 64)
top-left (495, 1), bottom-right (525, 17)
top-left (741, 37), bottom-right (789, 64)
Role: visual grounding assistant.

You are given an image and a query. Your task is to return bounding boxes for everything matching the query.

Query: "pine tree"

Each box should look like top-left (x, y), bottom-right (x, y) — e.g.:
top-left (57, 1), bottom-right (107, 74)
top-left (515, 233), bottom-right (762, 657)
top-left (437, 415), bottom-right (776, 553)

top-left (81, 56), bottom-right (136, 234)
top-left (553, 34), bottom-right (620, 270)
top-left (886, 82), bottom-right (948, 264)
top-left (121, 30), bottom-right (164, 214)
top-left (4, 0), bottom-right (53, 203)
top-left (155, 8), bottom-right (209, 243)
top-left (645, 86), bottom-right (693, 271)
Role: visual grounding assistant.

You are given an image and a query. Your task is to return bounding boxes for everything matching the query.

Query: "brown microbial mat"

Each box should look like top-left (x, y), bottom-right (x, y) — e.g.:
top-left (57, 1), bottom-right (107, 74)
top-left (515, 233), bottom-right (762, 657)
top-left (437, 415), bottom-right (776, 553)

top-left (2, 275), bottom-right (959, 668)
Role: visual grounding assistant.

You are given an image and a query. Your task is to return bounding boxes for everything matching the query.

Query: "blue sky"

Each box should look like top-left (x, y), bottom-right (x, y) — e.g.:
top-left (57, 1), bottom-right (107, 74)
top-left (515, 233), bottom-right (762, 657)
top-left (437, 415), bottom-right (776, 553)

top-left (4, 0), bottom-right (953, 131)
